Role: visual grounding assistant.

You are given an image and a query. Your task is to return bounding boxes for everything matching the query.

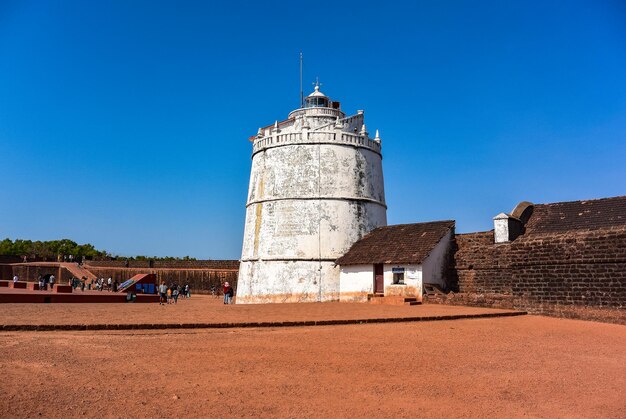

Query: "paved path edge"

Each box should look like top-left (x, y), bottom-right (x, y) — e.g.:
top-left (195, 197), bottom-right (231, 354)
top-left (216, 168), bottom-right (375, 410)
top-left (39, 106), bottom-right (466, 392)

top-left (0, 311), bottom-right (527, 332)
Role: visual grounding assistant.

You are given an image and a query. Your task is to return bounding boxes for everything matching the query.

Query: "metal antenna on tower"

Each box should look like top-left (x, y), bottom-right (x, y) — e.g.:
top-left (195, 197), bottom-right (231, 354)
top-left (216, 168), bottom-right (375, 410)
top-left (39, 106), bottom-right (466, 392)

top-left (299, 52), bottom-right (304, 108)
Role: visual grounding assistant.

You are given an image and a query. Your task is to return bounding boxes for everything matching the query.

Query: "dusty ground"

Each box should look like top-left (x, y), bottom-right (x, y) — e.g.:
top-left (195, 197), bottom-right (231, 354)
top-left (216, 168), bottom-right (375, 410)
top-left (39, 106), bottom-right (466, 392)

top-left (0, 304), bottom-right (625, 418)
top-left (0, 316), bottom-right (626, 418)
top-left (0, 295), bottom-right (519, 326)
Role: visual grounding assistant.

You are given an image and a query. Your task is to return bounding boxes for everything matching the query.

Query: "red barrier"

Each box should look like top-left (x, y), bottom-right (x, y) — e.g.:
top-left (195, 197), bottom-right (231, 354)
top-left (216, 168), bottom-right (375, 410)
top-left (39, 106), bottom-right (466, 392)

top-left (10, 281), bottom-right (27, 289)
top-left (54, 285), bottom-right (73, 294)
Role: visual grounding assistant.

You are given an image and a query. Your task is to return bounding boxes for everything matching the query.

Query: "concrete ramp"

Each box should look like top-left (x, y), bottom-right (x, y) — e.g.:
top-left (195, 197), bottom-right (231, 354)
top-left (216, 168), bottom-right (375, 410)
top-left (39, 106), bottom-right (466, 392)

top-left (61, 263), bottom-right (97, 282)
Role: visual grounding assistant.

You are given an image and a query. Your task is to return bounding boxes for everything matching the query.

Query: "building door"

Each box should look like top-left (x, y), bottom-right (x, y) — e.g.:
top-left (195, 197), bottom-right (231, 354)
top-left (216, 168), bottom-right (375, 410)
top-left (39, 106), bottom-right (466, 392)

top-left (374, 264), bottom-right (384, 294)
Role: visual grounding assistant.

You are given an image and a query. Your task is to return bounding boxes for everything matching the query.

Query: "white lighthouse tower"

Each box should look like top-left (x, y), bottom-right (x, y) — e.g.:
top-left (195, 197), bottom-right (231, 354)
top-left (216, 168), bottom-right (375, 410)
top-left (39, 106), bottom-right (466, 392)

top-left (236, 83), bottom-right (387, 303)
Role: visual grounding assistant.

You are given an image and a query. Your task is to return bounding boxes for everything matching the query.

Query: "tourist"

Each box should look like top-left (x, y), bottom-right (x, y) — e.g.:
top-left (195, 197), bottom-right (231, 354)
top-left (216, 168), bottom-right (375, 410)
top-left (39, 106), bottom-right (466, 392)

top-left (185, 284), bottom-right (190, 299)
top-left (49, 274), bottom-right (55, 290)
top-left (223, 282), bottom-right (233, 304)
top-left (107, 277), bottom-right (112, 291)
top-left (158, 282), bottom-right (167, 305)
top-left (12, 274), bottom-right (18, 283)
top-left (38, 275), bottom-right (44, 291)
top-left (173, 286), bottom-right (179, 304)
top-left (166, 286), bottom-right (172, 304)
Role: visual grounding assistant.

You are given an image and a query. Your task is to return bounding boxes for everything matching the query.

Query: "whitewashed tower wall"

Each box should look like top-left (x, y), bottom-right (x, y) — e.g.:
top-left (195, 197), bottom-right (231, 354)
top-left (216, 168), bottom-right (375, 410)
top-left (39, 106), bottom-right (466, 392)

top-left (237, 86), bottom-right (387, 303)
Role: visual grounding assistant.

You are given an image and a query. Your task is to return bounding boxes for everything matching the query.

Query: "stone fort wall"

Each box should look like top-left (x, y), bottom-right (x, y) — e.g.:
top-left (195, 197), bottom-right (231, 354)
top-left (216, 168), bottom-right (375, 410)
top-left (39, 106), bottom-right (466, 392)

top-left (86, 267), bottom-right (238, 294)
top-left (429, 228), bottom-right (626, 323)
top-left (2, 260), bottom-right (240, 294)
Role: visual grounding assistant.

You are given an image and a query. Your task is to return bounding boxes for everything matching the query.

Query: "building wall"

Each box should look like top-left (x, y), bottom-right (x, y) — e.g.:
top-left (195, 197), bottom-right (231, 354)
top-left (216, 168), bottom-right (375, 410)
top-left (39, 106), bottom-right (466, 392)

top-left (338, 263), bottom-right (422, 302)
top-left (339, 264), bottom-right (374, 302)
top-left (443, 228), bottom-right (626, 323)
top-left (237, 260), bottom-right (340, 303)
top-left (422, 229), bottom-right (454, 290)
top-left (383, 264), bottom-right (422, 299)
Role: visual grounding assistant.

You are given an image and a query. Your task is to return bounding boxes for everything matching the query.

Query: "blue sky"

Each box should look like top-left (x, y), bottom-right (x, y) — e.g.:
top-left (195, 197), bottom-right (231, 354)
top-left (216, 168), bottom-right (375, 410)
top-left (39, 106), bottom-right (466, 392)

top-left (1, 0), bottom-right (625, 259)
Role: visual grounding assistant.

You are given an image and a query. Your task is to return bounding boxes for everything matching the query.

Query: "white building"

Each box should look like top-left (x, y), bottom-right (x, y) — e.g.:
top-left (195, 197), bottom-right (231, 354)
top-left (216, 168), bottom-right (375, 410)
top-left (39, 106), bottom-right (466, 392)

top-left (336, 221), bottom-right (455, 302)
top-left (236, 84), bottom-right (387, 303)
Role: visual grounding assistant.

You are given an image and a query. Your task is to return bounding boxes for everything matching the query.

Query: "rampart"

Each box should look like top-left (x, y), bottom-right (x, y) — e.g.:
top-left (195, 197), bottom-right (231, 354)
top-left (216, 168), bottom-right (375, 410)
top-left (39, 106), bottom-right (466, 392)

top-left (429, 228), bottom-right (626, 324)
top-left (84, 260), bottom-right (240, 270)
top-left (2, 260), bottom-right (240, 294)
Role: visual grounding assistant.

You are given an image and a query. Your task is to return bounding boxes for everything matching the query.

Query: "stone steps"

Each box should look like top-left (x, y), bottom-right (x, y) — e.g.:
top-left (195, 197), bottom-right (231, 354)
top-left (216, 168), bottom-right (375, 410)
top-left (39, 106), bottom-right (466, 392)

top-left (367, 294), bottom-right (422, 306)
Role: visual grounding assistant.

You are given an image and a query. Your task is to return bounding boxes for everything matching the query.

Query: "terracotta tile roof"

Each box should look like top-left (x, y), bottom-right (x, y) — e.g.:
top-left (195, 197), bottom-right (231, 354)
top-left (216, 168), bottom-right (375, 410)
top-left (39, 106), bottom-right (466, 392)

top-left (336, 221), bottom-right (455, 266)
top-left (524, 195), bottom-right (626, 235)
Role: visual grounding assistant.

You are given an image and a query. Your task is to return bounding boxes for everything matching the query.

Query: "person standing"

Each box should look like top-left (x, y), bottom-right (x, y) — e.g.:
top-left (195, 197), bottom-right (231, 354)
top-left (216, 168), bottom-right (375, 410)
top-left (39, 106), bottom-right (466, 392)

top-left (12, 274), bottom-right (18, 283)
top-left (107, 277), bottom-right (112, 291)
top-left (223, 282), bottom-right (233, 305)
top-left (158, 282), bottom-right (167, 305)
top-left (49, 274), bottom-right (55, 290)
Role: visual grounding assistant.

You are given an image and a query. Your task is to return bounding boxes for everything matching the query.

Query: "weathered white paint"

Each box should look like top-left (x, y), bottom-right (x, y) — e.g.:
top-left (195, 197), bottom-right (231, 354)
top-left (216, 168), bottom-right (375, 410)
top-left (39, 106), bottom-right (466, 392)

top-left (338, 263), bottom-right (423, 302)
top-left (422, 229), bottom-right (453, 289)
top-left (493, 212), bottom-right (510, 243)
top-left (338, 264), bottom-right (374, 302)
top-left (238, 87), bottom-right (387, 304)
top-left (384, 263), bottom-right (422, 298)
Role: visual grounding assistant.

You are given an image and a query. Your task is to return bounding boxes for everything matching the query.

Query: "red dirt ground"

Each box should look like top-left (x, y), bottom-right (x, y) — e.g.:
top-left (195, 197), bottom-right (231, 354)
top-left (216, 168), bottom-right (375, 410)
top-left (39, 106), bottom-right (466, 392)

top-left (0, 299), bottom-right (625, 418)
top-left (0, 294), bottom-right (519, 326)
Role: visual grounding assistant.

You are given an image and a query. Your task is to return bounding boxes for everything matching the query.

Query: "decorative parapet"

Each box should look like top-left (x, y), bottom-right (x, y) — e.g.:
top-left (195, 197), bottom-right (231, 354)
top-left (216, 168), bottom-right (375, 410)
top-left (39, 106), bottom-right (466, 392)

top-left (287, 107), bottom-right (345, 119)
top-left (252, 131), bottom-right (382, 156)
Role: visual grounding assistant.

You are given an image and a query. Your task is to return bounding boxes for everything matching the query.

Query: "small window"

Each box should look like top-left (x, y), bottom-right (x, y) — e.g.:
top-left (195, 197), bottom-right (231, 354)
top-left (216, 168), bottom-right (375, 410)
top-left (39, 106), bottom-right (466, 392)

top-left (392, 267), bottom-right (405, 285)
top-left (393, 272), bottom-right (404, 284)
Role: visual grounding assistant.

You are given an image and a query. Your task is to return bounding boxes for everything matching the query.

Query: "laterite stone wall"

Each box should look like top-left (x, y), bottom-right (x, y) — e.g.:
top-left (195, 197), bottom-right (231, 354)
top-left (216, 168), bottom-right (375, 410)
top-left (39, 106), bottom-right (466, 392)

top-left (442, 228), bottom-right (626, 323)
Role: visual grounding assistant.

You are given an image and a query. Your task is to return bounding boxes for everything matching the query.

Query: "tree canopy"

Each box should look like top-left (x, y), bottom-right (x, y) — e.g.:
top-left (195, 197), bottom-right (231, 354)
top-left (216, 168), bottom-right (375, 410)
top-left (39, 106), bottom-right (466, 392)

top-left (0, 238), bottom-right (196, 261)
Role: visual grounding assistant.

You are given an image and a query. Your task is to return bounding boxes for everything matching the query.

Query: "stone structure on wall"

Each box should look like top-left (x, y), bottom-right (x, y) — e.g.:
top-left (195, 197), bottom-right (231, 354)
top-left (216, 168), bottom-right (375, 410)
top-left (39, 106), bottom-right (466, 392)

top-left (237, 83), bottom-right (387, 303)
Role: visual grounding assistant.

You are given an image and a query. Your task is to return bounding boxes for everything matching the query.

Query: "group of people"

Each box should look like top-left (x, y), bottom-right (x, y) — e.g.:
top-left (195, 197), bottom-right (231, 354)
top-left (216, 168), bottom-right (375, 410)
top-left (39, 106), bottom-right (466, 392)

top-left (158, 283), bottom-right (190, 305)
top-left (94, 277), bottom-right (117, 292)
top-left (69, 276), bottom-right (84, 291)
top-left (35, 274), bottom-right (55, 290)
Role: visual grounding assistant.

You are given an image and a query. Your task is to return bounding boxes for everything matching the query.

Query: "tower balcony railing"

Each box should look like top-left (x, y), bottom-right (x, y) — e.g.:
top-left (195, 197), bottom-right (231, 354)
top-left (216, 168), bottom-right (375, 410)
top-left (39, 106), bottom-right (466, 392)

top-left (252, 131), bottom-right (381, 155)
top-left (287, 107), bottom-right (345, 120)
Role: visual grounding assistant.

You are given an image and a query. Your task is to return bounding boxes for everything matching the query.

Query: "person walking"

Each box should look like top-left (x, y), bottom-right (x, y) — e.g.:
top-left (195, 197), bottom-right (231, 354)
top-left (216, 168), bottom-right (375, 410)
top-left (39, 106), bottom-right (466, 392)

top-left (223, 282), bottom-right (233, 305)
top-left (107, 277), bottom-right (112, 291)
top-left (49, 274), bottom-right (55, 290)
top-left (12, 274), bottom-right (18, 283)
top-left (158, 282), bottom-right (167, 305)
top-left (173, 286), bottom-right (179, 304)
